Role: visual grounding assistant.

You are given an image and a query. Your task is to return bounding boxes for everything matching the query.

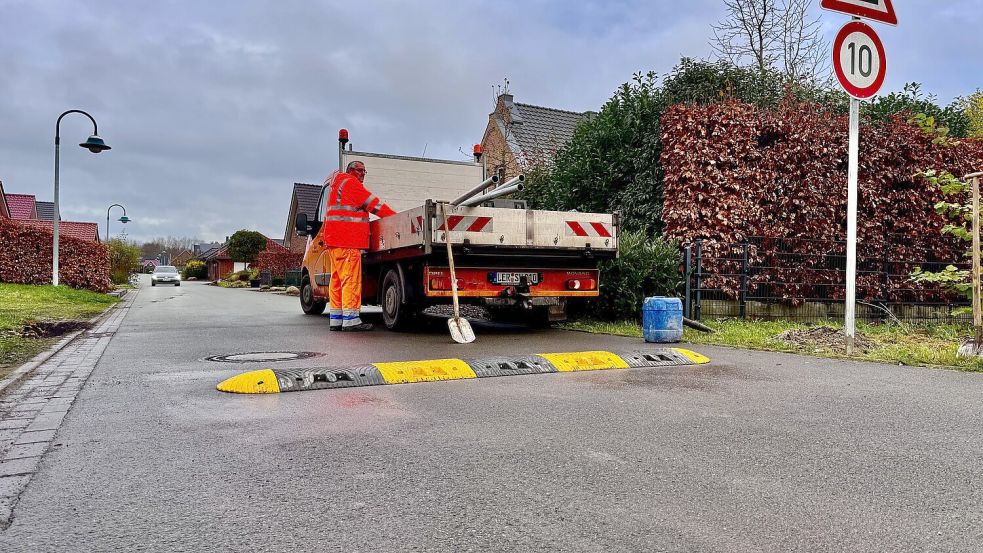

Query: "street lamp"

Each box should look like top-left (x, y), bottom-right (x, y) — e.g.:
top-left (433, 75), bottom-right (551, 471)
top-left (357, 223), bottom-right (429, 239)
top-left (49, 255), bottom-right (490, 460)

top-left (53, 109), bottom-right (111, 286)
top-left (106, 203), bottom-right (129, 240)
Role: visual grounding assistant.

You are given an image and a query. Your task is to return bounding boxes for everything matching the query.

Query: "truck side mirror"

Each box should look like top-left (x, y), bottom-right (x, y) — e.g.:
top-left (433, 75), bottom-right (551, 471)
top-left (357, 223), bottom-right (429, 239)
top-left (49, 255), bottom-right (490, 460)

top-left (295, 213), bottom-right (309, 236)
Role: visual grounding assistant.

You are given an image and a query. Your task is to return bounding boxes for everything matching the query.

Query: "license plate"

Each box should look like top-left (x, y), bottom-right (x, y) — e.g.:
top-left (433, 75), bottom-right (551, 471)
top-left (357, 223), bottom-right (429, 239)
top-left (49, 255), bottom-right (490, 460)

top-left (490, 272), bottom-right (540, 285)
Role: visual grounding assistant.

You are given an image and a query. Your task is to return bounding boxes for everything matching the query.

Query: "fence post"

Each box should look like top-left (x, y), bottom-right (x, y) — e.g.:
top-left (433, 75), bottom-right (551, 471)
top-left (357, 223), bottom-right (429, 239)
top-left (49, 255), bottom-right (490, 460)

top-left (740, 241), bottom-right (749, 320)
top-left (694, 239), bottom-right (703, 321)
top-left (683, 244), bottom-right (692, 319)
top-left (881, 234), bottom-right (891, 322)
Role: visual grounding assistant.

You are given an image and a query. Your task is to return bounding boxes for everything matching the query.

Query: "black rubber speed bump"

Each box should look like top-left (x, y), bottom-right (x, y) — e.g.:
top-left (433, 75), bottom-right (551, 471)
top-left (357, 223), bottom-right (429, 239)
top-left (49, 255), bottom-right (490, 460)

top-left (216, 348), bottom-right (710, 394)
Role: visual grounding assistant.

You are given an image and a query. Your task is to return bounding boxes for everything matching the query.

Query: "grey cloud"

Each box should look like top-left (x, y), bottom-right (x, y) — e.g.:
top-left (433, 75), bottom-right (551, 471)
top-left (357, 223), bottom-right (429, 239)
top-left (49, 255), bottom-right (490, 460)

top-left (0, 0), bottom-right (978, 244)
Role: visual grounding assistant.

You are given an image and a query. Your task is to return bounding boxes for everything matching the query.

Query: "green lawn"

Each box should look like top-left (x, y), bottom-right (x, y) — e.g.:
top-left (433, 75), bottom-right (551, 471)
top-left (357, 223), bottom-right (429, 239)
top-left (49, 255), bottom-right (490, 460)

top-left (561, 318), bottom-right (983, 372)
top-left (0, 283), bottom-right (119, 377)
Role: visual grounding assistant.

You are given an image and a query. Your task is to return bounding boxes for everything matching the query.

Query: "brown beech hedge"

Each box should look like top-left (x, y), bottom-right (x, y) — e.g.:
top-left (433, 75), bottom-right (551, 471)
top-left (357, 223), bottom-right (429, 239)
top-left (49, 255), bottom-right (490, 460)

top-left (254, 249), bottom-right (302, 279)
top-left (0, 218), bottom-right (111, 292)
top-left (661, 101), bottom-right (983, 303)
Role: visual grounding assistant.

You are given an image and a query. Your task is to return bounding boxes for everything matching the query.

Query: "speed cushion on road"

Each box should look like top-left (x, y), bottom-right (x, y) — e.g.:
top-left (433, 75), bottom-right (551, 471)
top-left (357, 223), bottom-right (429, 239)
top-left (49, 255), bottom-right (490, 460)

top-left (216, 348), bottom-right (710, 394)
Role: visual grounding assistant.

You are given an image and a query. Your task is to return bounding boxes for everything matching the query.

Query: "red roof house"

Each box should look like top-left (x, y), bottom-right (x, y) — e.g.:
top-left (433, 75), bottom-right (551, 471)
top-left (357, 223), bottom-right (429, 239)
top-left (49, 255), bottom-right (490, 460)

top-left (203, 234), bottom-right (289, 281)
top-left (18, 220), bottom-right (101, 242)
top-left (6, 193), bottom-right (37, 220)
top-left (0, 180), bottom-right (9, 219)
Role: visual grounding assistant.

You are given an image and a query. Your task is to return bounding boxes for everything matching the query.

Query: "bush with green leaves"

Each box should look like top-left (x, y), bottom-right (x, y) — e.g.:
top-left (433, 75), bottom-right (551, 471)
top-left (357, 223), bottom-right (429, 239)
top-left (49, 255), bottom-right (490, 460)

top-left (106, 239), bottom-right (141, 285)
top-left (909, 170), bottom-right (977, 306)
top-left (575, 231), bottom-right (682, 321)
top-left (182, 260), bottom-right (207, 279)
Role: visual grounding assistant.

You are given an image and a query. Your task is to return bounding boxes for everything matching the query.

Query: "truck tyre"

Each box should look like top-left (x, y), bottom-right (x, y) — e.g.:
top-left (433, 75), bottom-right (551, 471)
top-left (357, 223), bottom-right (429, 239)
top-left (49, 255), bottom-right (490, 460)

top-left (381, 268), bottom-right (415, 330)
top-left (301, 275), bottom-right (326, 315)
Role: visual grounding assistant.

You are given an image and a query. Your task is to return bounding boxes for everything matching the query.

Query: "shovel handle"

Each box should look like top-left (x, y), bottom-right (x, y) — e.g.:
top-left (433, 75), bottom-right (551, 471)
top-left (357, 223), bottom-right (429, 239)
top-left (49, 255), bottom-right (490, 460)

top-left (441, 203), bottom-right (461, 320)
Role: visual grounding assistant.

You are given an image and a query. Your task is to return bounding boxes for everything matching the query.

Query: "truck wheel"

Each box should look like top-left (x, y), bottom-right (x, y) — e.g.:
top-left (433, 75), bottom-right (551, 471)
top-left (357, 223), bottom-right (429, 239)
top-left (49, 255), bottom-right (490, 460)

top-left (301, 275), bottom-right (326, 315)
top-left (381, 269), bottom-right (415, 330)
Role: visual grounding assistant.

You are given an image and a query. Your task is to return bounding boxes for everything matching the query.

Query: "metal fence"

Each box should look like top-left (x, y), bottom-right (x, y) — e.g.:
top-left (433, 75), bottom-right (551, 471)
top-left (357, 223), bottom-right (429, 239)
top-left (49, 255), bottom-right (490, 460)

top-left (683, 236), bottom-right (970, 323)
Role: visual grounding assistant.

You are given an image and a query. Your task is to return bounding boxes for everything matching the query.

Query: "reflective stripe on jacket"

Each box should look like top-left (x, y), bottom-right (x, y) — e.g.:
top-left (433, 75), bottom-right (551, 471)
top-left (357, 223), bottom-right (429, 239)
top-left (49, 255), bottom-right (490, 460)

top-left (322, 172), bottom-right (397, 249)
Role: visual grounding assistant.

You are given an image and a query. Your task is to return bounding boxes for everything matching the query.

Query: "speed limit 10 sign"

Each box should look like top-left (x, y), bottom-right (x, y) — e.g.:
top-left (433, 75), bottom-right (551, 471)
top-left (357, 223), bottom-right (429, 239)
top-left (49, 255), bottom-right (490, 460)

top-left (833, 21), bottom-right (886, 99)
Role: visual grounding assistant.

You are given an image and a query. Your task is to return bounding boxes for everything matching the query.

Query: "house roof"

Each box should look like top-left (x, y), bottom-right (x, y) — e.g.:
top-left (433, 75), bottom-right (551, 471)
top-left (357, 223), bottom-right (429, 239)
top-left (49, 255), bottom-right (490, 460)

top-left (201, 234), bottom-right (288, 263)
top-left (6, 193), bottom-right (37, 220)
top-left (490, 94), bottom-right (591, 167)
top-left (19, 219), bottom-right (101, 242)
top-left (35, 201), bottom-right (56, 221)
top-left (510, 102), bottom-right (590, 155)
top-left (293, 183), bottom-right (321, 220)
top-left (197, 246), bottom-right (224, 261)
top-left (0, 180), bottom-right (9, 219)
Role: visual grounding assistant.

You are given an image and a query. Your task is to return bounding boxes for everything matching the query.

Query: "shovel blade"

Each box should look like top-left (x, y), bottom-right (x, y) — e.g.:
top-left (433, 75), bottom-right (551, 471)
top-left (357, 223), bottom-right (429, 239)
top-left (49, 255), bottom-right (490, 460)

top-left (448, 317), bottom-right (476, 344)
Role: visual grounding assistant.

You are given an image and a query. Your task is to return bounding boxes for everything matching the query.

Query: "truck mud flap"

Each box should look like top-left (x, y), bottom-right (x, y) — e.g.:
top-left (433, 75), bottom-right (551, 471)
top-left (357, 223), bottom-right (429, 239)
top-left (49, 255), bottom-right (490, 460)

top-left (217, 348), bottom-right (709, 394)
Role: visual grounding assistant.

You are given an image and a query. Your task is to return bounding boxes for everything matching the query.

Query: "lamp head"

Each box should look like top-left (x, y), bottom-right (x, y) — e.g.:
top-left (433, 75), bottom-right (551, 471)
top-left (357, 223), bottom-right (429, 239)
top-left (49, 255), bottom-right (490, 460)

top-left (118, 215), bottom-right (130, 224)
top-left (79, 135), bottom-right (111, 153)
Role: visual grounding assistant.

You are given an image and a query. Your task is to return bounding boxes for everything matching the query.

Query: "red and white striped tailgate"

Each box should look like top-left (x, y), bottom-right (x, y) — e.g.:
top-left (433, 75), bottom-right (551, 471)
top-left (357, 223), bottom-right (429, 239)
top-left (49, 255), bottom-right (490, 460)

top-left (437, 215), bottom-right (494, 233)
top-left (565, 221), bottom-right (613, 238)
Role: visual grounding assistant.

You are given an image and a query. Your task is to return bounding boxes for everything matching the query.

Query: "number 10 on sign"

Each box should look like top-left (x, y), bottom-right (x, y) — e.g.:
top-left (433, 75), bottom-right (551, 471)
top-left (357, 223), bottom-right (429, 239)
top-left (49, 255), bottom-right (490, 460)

top-left (833, 20), bottom-right (887, 354)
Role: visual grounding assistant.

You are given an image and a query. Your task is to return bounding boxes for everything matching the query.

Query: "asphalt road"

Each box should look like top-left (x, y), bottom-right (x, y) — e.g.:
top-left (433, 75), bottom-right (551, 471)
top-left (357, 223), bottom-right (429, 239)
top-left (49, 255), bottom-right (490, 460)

top-left (2, 278), bottom-right (982, 552)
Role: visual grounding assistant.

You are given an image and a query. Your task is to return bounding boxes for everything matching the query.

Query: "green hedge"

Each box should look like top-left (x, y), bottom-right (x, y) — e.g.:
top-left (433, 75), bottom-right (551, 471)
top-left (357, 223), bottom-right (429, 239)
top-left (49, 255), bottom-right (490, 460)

top-left (573, 231), bottom-right (683, 321)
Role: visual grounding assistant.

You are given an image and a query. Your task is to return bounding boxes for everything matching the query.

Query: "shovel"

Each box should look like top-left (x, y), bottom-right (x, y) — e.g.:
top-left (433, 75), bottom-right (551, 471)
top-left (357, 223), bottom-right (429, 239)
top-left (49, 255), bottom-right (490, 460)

top-left (441, 202), bottom-right (476, 344)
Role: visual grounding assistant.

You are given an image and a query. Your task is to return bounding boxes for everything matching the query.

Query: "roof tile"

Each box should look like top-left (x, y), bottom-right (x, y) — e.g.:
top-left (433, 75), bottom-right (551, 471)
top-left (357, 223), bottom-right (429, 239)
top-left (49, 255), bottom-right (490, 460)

top-left (18, 219), bottom-right (100, 242)
top-left (6, 194), bottom-right (37, 220)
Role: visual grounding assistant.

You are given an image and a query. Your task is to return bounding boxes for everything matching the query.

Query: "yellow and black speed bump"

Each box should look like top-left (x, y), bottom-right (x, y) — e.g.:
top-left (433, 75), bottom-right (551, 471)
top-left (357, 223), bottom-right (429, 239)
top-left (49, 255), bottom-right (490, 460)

top-left (468, 355), bottom-right (556, 378)
top-left (216, 348), bottom-right (710, 394)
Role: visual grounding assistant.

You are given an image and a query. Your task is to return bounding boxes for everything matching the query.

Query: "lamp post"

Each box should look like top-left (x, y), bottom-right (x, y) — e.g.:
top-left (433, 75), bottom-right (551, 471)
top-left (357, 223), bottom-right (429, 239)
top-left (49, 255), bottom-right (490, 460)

top-left (53, 110), bottom-right (111, 285)
top-left (106, 204), bottom-right (129, 240)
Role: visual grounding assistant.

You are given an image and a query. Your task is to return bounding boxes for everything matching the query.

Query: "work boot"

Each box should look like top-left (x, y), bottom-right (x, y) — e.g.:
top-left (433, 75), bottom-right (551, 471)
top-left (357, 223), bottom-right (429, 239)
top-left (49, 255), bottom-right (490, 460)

top-left (343, 323), bottom-right (374, 332)
top-left (329, 326), bottom-right (342, 332)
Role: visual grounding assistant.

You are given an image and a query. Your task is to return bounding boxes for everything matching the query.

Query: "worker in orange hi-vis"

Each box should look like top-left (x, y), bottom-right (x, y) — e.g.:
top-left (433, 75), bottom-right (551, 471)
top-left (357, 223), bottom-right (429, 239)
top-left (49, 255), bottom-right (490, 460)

top-left (324, 160), bottom-right (397, 331)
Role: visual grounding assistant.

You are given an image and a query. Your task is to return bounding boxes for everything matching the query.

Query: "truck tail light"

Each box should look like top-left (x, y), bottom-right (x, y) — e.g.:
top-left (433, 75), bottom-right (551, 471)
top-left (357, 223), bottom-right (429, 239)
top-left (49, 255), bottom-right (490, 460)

top-left (430, 277), bottom-right (462, 290)
top-left (567, 279), bottom-right (596, 290)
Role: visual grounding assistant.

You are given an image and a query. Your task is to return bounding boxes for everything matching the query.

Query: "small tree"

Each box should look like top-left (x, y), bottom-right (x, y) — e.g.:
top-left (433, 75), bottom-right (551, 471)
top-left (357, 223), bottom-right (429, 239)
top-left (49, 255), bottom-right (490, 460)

top-left (964, 90), bottom-right (983, 139)
top-left (910, 170), bottom-right (976, 301)
top-left (226, 230), bottom-right (267, 264)
top-left (106, 239), bottom-right (141, 285)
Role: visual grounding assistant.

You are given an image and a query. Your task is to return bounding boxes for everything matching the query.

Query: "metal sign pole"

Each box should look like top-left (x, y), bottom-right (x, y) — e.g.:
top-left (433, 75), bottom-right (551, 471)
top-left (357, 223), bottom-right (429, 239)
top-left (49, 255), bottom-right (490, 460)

top-left (845, 97), bottom-right (860, 354)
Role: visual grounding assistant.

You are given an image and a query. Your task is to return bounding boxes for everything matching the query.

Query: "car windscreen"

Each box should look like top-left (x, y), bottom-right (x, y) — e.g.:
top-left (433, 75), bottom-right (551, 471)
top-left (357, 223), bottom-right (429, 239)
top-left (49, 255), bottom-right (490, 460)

top-left (155, 266), bottom-right (178, 273)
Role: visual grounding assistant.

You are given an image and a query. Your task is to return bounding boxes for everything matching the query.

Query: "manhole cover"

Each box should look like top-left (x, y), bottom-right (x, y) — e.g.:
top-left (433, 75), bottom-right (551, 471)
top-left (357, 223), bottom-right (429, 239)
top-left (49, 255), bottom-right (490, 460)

top-left (206, 352), bottom-right (320, 363)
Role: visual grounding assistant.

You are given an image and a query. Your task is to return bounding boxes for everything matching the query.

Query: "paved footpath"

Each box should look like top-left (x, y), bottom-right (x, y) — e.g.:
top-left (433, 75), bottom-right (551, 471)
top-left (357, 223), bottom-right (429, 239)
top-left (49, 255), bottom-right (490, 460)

top-left (0, 290), bottom-right (134, 527)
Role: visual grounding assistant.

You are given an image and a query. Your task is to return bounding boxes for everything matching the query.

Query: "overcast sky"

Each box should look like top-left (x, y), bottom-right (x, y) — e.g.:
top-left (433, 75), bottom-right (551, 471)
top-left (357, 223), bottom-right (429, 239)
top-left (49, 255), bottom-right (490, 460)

top-left (1, 0), bottom-right (980, 244)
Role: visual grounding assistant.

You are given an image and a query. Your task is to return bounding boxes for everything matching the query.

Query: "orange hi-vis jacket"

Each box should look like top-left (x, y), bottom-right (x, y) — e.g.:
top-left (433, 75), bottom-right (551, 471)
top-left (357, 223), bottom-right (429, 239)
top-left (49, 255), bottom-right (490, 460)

top-left (323, 172), bottom-right (397, 249)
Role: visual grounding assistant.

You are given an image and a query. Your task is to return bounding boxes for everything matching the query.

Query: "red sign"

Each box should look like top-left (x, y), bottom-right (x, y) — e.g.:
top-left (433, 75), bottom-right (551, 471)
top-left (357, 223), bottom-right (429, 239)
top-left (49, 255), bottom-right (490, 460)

top-left (821, 0), bottom-right (897, 26)
top-left (833, 21), bottom-right (887, 99)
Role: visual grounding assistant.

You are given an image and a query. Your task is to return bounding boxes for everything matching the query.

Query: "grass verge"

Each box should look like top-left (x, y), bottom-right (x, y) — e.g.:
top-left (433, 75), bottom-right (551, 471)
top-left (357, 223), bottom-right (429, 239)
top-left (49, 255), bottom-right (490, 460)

top-left (561, 318), bottom-right (983, 372)
top-left (0, 283), bottom-right (119, 378)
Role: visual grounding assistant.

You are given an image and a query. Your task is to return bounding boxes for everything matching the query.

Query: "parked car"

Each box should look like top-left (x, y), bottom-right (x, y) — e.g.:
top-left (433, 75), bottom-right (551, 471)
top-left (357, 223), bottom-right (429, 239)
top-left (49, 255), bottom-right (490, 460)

top-left (151, 265), bottom-right (181, 286)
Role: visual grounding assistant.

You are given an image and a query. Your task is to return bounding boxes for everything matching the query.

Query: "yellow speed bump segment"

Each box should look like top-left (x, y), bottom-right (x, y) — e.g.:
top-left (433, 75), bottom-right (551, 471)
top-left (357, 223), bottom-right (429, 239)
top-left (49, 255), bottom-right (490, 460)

top-left (216, 369), bottom-right (280, 394)
top-left (538, 351), bottom-right (629, 372)
top-left (373, 358), bottom-right (476, 384)
top-left (673, 348), bottom-right (711, 364)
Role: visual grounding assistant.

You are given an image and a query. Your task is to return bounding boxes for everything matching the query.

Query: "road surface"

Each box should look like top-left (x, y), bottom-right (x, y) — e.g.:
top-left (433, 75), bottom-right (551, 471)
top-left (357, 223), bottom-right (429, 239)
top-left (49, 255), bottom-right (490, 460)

top-left (1, 278), bottom-right (982, 552)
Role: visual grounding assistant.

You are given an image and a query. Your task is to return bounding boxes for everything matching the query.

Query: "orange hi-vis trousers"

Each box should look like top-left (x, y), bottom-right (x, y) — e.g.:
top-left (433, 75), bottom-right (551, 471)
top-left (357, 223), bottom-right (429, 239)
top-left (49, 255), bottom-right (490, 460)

top-left (328, 248), bottom-right (364, 329)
